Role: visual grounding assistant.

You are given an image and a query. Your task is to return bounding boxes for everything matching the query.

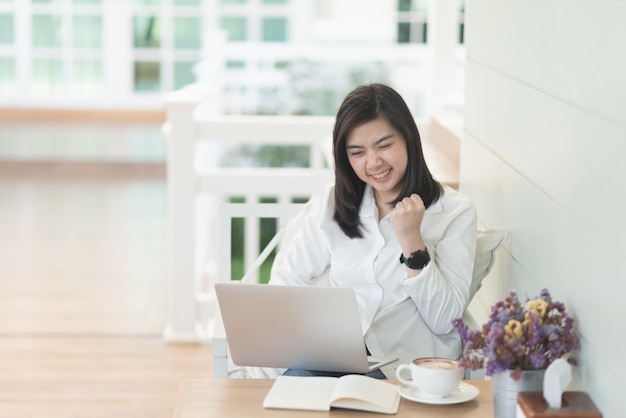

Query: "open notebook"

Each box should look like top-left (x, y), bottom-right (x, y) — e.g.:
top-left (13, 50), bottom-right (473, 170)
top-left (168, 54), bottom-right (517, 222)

top-left (215, 283), bottom-right (398, 374)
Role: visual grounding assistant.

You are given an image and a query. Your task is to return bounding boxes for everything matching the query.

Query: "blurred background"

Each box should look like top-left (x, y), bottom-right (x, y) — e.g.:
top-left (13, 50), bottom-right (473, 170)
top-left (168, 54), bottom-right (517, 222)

top-left (0, 0), bottom-right (465, 163)
top-left (0, 4), bottom-right (463, 415)
top-left (0, 0), bottom-right (465, 113)
top-left (0, 0), bottom-right (464, 289)
top-left (2, 2), bottom-right (625, 417)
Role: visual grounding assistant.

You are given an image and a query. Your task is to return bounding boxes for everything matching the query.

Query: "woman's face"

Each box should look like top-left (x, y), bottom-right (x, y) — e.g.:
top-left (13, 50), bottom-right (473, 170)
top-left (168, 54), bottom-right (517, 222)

top-left (345, 117), bottom-right (408, 203)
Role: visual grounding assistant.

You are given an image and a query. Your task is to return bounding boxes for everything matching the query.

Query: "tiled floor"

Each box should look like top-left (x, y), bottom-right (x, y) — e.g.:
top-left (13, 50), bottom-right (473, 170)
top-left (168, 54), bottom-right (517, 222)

top-left (0, 118), bottom-right (213, 417)
top-left (0, 172), bottom-right (217, 418)
top-left (0, 177), bottom-right (167, 335)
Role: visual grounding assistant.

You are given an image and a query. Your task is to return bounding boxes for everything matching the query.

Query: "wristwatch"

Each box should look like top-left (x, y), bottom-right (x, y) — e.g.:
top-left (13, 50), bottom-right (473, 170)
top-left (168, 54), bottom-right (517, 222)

top-left (399, 247), bottom-right (430, 270)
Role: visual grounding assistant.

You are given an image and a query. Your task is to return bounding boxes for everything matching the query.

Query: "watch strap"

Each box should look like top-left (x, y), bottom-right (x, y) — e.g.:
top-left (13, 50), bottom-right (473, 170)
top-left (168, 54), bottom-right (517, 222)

top-left (399, 247), bottom-right (430, 270)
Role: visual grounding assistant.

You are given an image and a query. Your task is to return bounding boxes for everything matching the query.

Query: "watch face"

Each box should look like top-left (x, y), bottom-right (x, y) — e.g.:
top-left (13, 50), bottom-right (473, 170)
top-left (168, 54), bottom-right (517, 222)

top-left (405, 248), bottom-right (430, 269)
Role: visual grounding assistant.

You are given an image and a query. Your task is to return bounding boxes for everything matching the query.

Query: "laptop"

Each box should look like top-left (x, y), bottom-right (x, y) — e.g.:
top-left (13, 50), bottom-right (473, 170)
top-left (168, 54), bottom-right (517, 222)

top-left (214, 282), bottom-right (398, 374)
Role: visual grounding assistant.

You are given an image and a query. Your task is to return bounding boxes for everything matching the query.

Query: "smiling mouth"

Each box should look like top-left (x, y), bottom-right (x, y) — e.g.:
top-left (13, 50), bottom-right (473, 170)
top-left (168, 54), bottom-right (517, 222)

top-left (371, 169), bottom-right (391, 180)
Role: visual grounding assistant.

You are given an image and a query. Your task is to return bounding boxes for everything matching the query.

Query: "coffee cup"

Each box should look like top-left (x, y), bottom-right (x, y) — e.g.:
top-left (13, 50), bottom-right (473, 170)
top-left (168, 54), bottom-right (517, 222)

top-left (395, 357), bottom-right (464, 398)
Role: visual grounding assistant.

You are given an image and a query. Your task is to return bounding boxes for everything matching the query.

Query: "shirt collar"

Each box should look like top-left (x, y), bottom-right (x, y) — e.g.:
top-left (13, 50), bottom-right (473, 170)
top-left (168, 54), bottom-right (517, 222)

top-left (359, 185), bottom-right (378, 218)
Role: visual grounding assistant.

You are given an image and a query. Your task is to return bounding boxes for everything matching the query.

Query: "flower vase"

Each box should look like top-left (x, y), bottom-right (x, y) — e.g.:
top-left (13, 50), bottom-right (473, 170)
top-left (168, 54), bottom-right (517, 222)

top-left (492, 369), bottom-right (546, 418)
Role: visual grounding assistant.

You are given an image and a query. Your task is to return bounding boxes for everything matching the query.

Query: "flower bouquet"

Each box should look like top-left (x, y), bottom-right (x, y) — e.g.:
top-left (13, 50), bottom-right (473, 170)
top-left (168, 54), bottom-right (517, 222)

top-left (452, 288), bottom-right (580, 380)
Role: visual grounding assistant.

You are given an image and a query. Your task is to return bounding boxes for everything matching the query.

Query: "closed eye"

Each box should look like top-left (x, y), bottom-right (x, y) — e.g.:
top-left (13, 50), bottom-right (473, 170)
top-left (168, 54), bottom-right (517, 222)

top-left (347, 146), bottom-right (365, 157)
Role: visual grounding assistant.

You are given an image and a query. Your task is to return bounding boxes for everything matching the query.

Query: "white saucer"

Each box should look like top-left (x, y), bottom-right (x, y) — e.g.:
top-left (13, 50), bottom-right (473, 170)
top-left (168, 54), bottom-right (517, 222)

top-left (398, 382), bottom-right (480, 405)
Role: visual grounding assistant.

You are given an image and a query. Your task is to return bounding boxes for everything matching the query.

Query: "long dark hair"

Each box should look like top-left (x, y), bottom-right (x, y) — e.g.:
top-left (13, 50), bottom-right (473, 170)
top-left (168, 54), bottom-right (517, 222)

top-left (332, 83), bottom-right (443, 238)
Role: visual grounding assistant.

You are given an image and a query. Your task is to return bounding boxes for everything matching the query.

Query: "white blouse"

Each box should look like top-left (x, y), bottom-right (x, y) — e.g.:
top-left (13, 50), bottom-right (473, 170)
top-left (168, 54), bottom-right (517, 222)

top-left (269, 183), bottom-right (477, 376)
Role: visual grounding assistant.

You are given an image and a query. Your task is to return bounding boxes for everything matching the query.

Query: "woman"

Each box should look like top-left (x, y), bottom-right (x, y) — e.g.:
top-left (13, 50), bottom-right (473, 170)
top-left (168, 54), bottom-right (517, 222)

top-left (269, 83), bottom-right (477, 378)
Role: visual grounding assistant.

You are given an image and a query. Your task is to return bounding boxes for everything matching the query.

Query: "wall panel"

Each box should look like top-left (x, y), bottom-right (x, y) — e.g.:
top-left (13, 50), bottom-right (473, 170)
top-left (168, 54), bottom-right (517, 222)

top-left (461, 1), bottom-right (626, 408)
top-left (465, 60), bottom-right (626, 258)
top-left (462, 127), bottom-right (625, 416)
top-left (466, 0), bottom-right (626, 125)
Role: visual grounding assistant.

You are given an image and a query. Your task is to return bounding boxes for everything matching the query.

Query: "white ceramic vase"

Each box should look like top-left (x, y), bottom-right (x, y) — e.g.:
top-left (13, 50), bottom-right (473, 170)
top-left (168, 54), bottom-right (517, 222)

top-left (492, 369), bottom-right (546, 418)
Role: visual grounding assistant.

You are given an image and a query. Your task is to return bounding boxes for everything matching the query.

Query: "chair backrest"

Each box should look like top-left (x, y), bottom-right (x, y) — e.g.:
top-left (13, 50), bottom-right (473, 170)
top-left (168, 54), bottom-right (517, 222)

top-left (463, 227), bottom-right (509, 380)
top-left (217, 202), bottom-right (306, 285)
top-left (470, 227), bottom-right (510, 301)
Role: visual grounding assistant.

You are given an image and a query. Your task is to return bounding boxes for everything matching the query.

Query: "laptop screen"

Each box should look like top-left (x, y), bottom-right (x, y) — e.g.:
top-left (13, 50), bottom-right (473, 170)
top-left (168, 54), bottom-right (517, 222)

top-left (215, 283), bottom-right (386, 373)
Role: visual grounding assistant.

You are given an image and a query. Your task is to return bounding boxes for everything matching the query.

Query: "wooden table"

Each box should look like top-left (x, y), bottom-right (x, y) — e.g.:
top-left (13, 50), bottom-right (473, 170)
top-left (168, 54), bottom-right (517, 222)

top-left (173, 379), bottom-right (494, 417)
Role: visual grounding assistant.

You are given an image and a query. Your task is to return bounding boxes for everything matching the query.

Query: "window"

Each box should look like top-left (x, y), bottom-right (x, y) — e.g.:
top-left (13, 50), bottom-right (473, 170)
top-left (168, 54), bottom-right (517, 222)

top-left (397, 22), bottom-right (411, 43)
top-left (459, 0), bottom-right (465, 44)
top-left (0, 14), bottom-right (14, 45)
top-left (31, 58), bottom-right (64, 95)
top-left (73, 15), bottom-right (102, 48)
top-left (174, 61), bottom-right (195, 89)
top-left (261, 17), bottom-right (287, 42)
top-left (221, 16), bottom-right (247, 41)
top-left (1, 0), bottom-right (206, 105)
top-left (220, 0), bottom-right (290, 44)
top-left (398, 0), bottom-right (411, 12)
top-left (134, 61), bottom-right (161, 92)
top-left (397, 0), bottom-right (465, 45)
top-left (32, 15), bottom-right (63, 48)
top-left (396, 0), bottom-right (428, 44)
top-left (0, 58), bottom-right (15, 93)
top-left (174, 16), bottom-right (201, 49)
top-left (25, 4), bottom-right (109, 99)
top-left (72, 59), bottom-right (104, 94)
top-left (227, 60), bottom-right (246, 69)
top-left (134, 16), bottom-right (161, 48)
top-left (131, 2), bottom-right (204, 93)
top-left (274, 60), bottom-right (288, 69)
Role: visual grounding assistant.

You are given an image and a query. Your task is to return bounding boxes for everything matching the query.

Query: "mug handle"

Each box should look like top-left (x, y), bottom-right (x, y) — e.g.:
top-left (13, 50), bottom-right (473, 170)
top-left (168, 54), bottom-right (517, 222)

top-left (395, 364), bottom-right (413, 386)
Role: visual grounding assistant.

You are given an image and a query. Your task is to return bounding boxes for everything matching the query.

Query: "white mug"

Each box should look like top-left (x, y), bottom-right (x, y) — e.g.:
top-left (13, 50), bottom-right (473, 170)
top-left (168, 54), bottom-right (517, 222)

top-left (395, 357), bottom-right (464, 398)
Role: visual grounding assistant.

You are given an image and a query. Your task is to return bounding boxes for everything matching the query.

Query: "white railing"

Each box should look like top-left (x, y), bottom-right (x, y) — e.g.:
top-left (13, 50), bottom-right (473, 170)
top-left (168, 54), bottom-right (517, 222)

top-left (162, 85), bottom-right (334, 342)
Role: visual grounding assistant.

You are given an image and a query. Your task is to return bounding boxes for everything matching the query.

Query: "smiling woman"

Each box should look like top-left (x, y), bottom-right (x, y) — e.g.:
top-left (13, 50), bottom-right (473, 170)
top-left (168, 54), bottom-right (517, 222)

top-left (332, 84), bottom-right (444, 239)
top-left (264, 84), bottom-right (478, 379)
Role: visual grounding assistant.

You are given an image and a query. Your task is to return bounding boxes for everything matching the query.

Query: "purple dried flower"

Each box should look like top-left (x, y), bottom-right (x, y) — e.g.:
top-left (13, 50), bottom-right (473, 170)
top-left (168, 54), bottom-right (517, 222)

top-left (452, 288), bottom-right (579, 380)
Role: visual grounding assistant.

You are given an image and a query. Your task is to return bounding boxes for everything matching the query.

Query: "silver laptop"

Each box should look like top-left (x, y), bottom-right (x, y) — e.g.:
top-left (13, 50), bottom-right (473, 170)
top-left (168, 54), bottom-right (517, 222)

top-left (215, 282), bottom-right (398, 374)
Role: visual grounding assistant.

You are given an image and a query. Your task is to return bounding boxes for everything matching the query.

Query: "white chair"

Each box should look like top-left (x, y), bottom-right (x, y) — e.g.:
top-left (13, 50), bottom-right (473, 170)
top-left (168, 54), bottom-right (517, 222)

top-left (463, 227), bottom-right (509, 380)
top-left (469, 227), bottom-right (509, 300)
top-left (212, 202), bottom-right (306, 378)
top-left (212, 216), bottom-right (509, 378)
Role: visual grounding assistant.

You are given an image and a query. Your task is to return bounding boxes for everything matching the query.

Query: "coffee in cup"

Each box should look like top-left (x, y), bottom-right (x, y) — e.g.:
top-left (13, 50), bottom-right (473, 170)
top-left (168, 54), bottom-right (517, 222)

top-left (395, 357), bottom-right (464, 398)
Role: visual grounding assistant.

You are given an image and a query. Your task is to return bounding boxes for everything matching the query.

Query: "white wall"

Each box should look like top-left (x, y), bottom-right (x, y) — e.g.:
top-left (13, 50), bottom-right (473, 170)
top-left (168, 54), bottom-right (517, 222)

top-left (460, 1), bottom-right (626, 417)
